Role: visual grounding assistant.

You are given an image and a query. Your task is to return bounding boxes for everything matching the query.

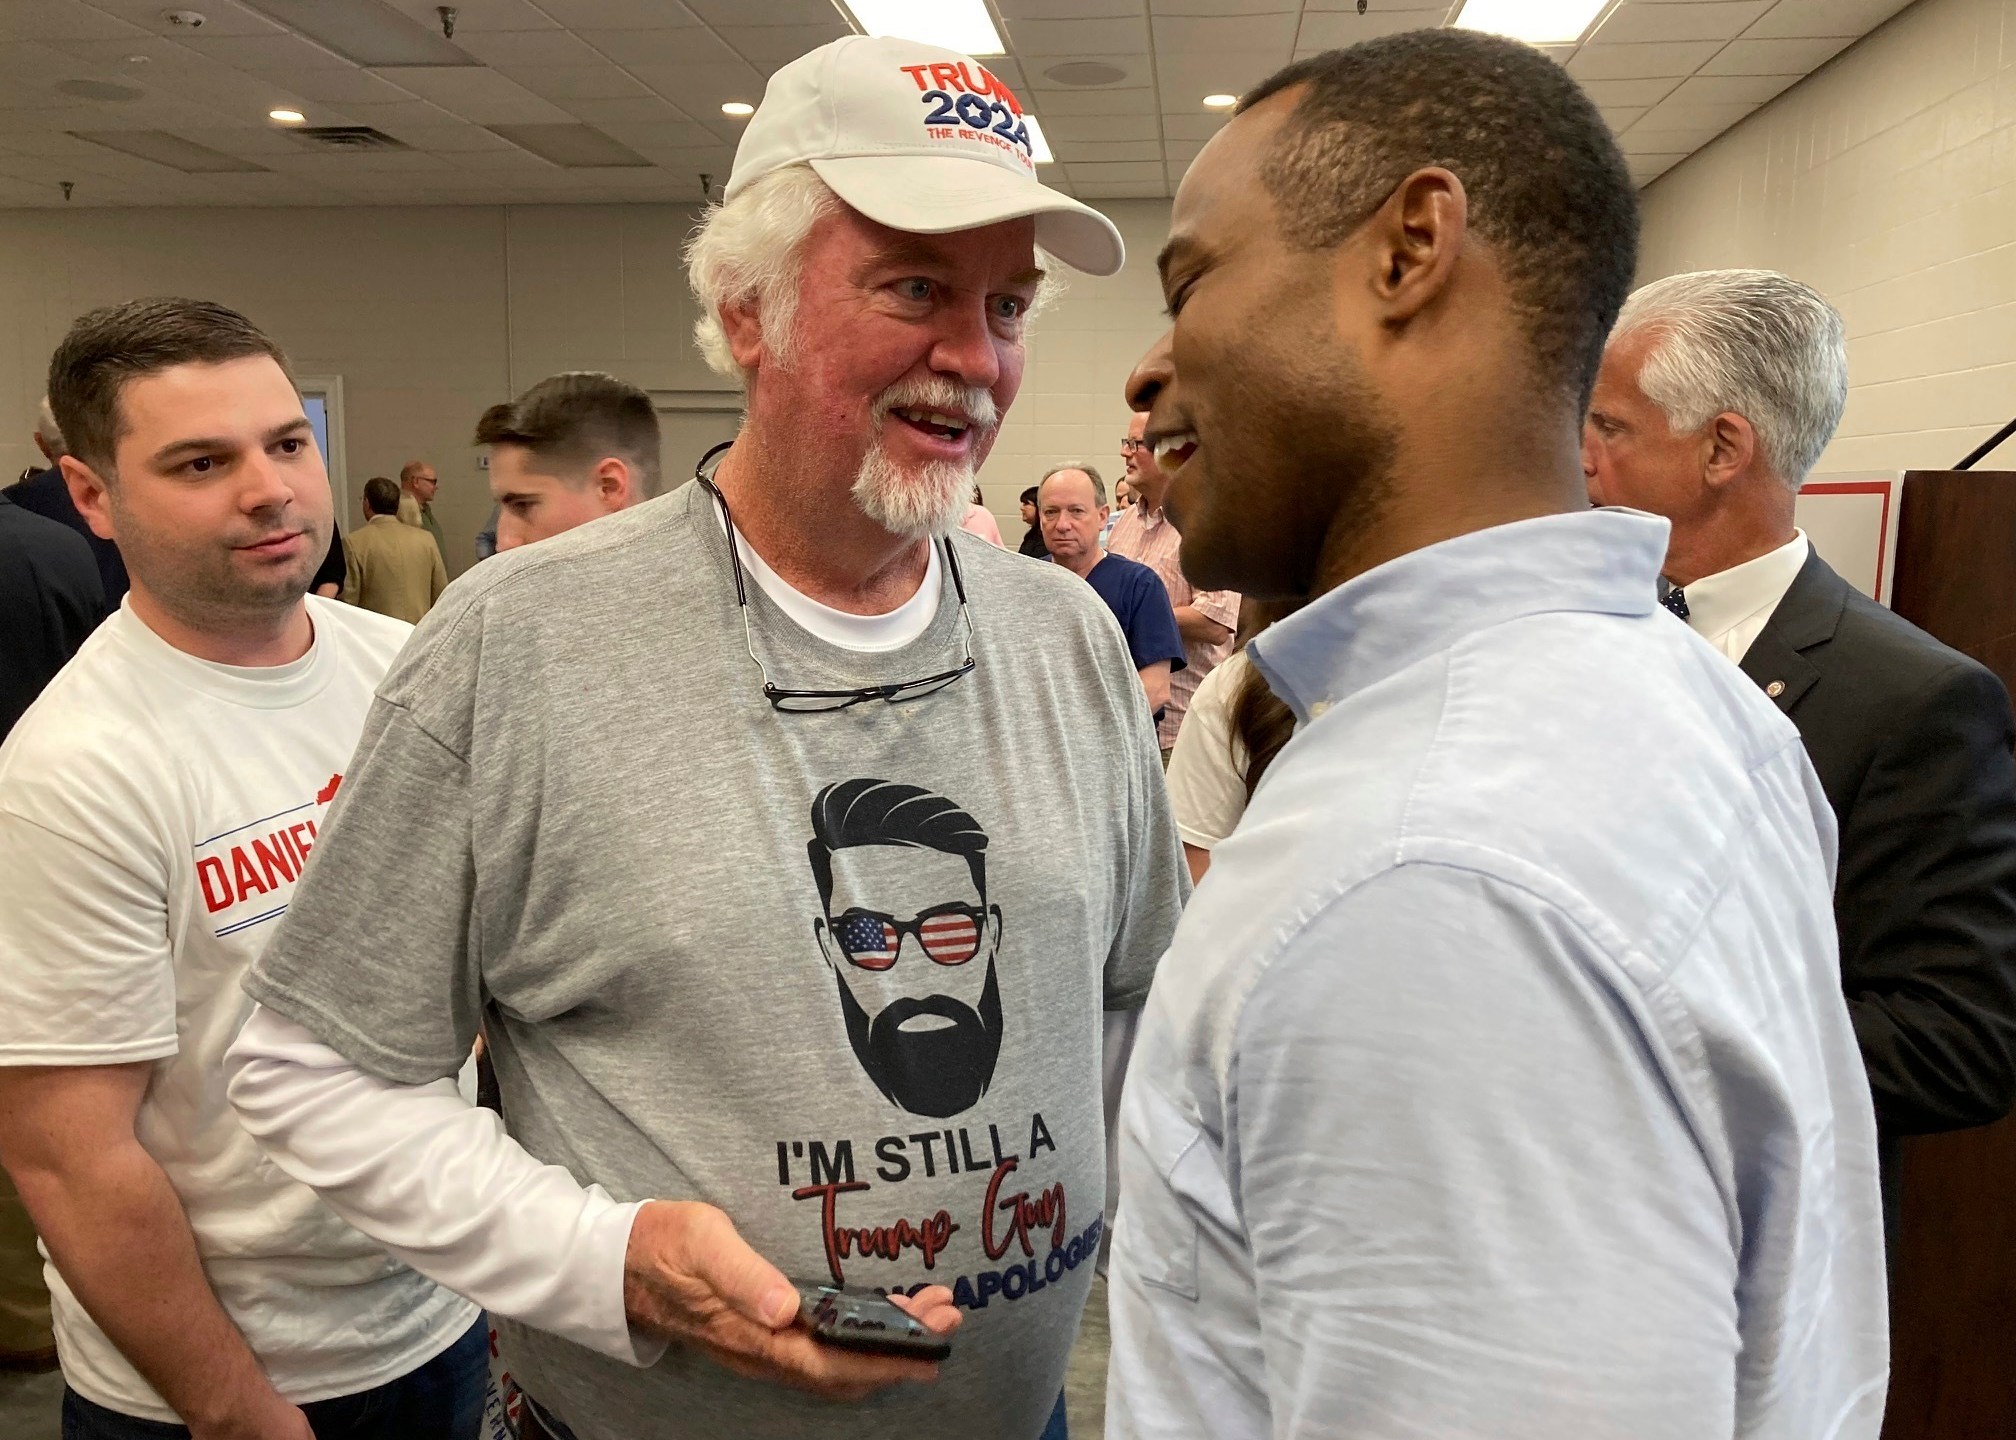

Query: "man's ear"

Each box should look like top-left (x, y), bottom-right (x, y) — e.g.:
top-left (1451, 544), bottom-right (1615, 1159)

top-left (1701, 412), bottom-right (1760, 493)
top-left (594, 457), bottom-right (631, 510)
top-left (722, 297), bottom-right (765, 372)
top-left (59, 456), bottom-right (115, 543)
top-left (814, 916), bottom-right (837, 973)
top-left (1353, 166), bottom-right (1468, 328)
top-left (985, 903), bottom-right (1003, 957)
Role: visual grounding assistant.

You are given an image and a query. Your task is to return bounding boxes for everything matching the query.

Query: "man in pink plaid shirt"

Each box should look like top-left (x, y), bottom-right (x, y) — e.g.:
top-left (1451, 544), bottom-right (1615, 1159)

top-left (1112, 411), bottom-right (1241, 756)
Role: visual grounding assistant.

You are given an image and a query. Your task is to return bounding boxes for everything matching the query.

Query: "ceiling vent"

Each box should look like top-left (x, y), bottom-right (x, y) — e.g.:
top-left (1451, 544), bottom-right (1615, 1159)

top-left (291, 126), bottom-right (410, 152)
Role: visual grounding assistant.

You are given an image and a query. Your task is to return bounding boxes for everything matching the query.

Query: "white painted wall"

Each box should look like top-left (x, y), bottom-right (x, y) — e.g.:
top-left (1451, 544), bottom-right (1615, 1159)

top-left (0, 197), bottom-right (1175, 570)
top-left (1636, 0), bottom-right (2016, 474)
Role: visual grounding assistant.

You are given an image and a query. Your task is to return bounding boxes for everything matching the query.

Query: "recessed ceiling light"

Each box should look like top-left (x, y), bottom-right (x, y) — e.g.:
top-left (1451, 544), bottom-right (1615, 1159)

top-left (841, 0), bottom-right (1005, 58)
top-left (1454, 0), bottom-right (1609, 45)
top-left (722, 101), bottom-right (754, 117)
top-left (1025, 115), bottom-right (1054, 165)
top-left (1202, 94), bottom-right (1237, 110)
top-left (269, 108), bottom-right (305, 124)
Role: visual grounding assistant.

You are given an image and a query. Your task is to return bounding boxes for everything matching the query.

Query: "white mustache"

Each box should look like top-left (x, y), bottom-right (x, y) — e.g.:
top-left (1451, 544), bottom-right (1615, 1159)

top-left (874, 377), bottom-right (999, 431)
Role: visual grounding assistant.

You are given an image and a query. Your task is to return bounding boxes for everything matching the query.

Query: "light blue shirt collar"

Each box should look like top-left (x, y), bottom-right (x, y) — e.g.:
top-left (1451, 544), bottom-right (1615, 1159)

top-left (1250, 507), bottom-right (1671, 722)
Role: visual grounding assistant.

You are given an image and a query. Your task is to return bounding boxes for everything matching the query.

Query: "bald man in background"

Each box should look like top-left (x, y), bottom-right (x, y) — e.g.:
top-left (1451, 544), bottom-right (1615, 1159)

top-left (396, 459), bottom-right (446, 560)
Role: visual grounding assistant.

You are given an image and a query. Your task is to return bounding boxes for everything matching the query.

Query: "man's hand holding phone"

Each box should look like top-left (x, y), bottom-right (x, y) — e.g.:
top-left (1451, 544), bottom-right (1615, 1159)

top-left (622, 1200), bottom-right (961, 1402)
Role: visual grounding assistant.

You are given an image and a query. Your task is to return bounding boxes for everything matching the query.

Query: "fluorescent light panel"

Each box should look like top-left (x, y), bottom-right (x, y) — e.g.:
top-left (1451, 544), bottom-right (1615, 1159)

top-left (242, 0), bottom-right (478, 67)
top-left (1454, 0), bottom-right (1609, 45)
top-left (487, 124), bottom-right (651, 168)
top-left (842, 0), bottom-right (1005, 57)
top-left (70, 130), bottom-right (268, 173)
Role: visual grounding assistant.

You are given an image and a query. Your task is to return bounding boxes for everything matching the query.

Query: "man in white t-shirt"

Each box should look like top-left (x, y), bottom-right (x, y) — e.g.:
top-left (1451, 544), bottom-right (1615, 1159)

top-left (0, 298), bottom-right (483, 1439)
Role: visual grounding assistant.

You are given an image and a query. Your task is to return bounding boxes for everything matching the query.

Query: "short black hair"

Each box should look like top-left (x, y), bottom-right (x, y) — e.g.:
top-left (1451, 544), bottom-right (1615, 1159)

top-left (807, 779), bottom-right (988, 910)
top-left (1019, 486), bottom-right (1039, 506)
top-left (48, 297), bottom-right (293, 477)
top-left (474, 371), bottom-right (661, 496)
top-left (363, 475), bottom-right (401, 516)
top-left (1240, 30), bottom-right (1638, 407)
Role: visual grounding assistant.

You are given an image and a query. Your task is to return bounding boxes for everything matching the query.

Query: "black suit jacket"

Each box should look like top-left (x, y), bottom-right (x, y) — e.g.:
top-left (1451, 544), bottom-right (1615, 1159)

top-left (4, 465), bottom-right (127, 607)
top-left (0, 494), bottom-right (104, 739)
top-left (1741, 550), bottom-right (2016, 1221)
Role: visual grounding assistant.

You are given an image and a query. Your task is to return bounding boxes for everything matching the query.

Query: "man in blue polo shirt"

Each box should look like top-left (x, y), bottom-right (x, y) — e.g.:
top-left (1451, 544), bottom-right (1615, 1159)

top-left (1040, 462), bottom-right (1185, 722)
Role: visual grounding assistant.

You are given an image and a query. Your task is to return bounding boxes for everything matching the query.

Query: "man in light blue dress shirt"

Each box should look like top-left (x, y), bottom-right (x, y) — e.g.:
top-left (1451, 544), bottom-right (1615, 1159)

top-left (1109, 30), bottom-right (1887, 1440)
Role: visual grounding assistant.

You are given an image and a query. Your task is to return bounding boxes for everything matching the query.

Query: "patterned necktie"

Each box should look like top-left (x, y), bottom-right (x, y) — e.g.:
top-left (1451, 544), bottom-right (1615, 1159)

top-left (1661, 585), bottom-right (1690, 620)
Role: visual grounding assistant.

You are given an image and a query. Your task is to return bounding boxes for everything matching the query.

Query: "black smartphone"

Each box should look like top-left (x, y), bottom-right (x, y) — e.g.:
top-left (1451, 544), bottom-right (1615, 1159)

top-left (794, 1283), bottom-right (954, 1361)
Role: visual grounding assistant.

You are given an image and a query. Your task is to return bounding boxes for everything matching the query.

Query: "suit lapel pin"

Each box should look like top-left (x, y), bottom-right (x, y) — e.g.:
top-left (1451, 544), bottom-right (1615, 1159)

top-left (1766, 680), bottom-right (1787, 699)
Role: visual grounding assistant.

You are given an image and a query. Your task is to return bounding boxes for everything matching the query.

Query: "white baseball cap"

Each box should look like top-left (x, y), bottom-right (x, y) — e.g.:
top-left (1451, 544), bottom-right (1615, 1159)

top-left (726, 35), bottom-right (1125, 277)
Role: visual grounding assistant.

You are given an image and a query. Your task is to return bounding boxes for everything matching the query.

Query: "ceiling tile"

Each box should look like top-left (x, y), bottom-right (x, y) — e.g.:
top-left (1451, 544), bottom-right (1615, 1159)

top-left (1042, 113), bottom-right (1161, 143)
top-left (1026, 87), bottom-right (1157, 117)
top-left (1072, 179), bottom-right (1168, 198)
top-left (1065, 160), bottom-right (1164, 182)
top-left (1156, 51), bottom-right (1291, 98)
top-left (497, 64), bottom-right (653, 101)
top-left (1056, 139), bottom-right (1164, 162)
top-left (590, 24), bottom-right (744, 68)
top-left (451, 29), bottom-right (606, 66)
top-left (1591, 1), bottom-right (1776, 44)
top-left (330, 98), bottom-right (468, 128)
top-left (1155, 0), bottom-right (1296, 12)
top-left (997, 0), bottom-right (1144, 16)
top-left (86, 0), bottom-right (285, 37)
top-left (590, 119), bottom-right (721, 151)
top-left (1296, 9), bottom-right (1447, 49)
top-left (1603, 105), bottom-right (1651, 130)
top-left (1567, 41), bottom-right (1724, 79)
top-left (1744, 0), bottom-right (1914, 37)
top-left (1153, 13), bottom-right (1299, 51)
top-left (179, 33), bottom-right (358, 70)
top-left (1575, 75), bottom-right (1686, 106)
top-left (1664, 71), bottom-right (1800, 104)
top-left (1701, 35), bottom-right (1853, 72)
top-left (1010, 17), bottom-right (1153, 53)
top-left (1628, 152), bottom-right (1685, 184)
top-left (685, 0), bottom-right (836, 23)
top-left (714, 23), bottom-right (853, 72)
top-left (383, 0), bottom-right (567, 30)
top-left (388, 66), bottom-right (579, 123)
top-left (1024, 54), bottom-right (1154, 90)
top-left (369, 121), bottom-right (519, 151)
top-left (520, 0), bottom-right (701, 27)
top-left (279, 67), bottom-right (429, 106)
top-left (3, 1), bottom-right (148, 42)
top-left (558, 94), bottom-right (692, 123)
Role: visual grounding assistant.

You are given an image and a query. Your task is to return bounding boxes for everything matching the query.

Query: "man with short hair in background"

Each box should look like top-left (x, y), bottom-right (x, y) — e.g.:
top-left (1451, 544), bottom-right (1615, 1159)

top-left (396, 458), bottom-right (445, 558)
top-left (1112, 411), bottom-right (1237, 756)
top-left (1110, 31), bottom-right (1885, 1440)
top-left (343, 474), bottom-right (448, 623)
top-left (225, 33), bottom-right (1182, 1440)
top-left (1585, 268), bottom-right (2016, 1252)
top-left (475, 371), bottom-right (660, 552)
top-left (0, 296), bottom-right (483, 1440)
top-left (1041, 462), bottom-right (1184, 720)
top-left (6, 395), bottom-right (127, 608)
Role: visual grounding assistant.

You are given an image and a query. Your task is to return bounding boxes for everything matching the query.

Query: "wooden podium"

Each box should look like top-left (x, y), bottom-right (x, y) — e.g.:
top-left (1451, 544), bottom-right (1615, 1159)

top-left (1878, 469), bottom-right (2016, 1440)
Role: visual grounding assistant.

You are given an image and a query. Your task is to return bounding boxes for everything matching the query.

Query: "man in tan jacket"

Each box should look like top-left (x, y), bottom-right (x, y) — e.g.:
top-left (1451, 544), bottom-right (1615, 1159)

top-left (343, 475), bottom-right (445, 623)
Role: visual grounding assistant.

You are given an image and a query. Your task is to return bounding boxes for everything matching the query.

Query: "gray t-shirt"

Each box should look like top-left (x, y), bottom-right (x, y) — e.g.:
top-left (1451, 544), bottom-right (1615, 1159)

top-left (246, 480), bottom-right (1186, 1440)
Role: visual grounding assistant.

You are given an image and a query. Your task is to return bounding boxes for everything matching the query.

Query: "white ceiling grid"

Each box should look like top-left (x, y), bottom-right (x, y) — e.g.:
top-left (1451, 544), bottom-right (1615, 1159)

top-left (0, 0), bottom-right (1919, 208)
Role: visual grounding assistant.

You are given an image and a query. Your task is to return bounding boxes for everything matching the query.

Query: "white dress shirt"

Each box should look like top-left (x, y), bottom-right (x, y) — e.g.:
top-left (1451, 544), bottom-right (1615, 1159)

top-left (1678, 530), bottom-right (1809, 662)
top-left (1106, 509), bottom-right (1887, 1440)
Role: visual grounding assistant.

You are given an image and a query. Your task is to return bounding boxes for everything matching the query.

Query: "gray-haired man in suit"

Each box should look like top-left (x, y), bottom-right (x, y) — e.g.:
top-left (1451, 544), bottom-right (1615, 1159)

top-left (1584, 267), bottom-right (2016, 1250)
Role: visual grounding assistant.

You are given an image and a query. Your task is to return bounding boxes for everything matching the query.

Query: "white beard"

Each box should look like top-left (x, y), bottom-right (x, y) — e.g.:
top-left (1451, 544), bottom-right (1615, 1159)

top-left (851, 440), bottom-right (972, 540)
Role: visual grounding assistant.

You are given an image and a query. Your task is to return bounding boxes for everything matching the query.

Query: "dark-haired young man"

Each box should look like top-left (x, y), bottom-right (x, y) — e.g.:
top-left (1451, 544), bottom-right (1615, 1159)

top-left (1108, 31), bottom-right (1886, 1440)
top-left (475, 371), bottom-right (661, 552)
top-left (0, 298), bottom-right (484, 1439)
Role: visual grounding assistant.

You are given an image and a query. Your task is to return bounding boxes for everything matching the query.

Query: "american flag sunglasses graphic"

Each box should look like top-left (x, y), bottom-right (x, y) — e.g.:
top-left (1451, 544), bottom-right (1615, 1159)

top-left (832, 905), bottom-right (987, 971)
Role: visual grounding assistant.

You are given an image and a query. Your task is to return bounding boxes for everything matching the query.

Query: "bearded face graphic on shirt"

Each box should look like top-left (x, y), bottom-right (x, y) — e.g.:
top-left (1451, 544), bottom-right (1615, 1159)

top-left (809, 779), bottom-right (1004, 1118)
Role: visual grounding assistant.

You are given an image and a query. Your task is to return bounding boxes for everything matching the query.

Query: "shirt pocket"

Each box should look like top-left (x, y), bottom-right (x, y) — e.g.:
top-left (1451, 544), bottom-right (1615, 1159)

top-left (1122, 1080), bottom-right (1206, 1302)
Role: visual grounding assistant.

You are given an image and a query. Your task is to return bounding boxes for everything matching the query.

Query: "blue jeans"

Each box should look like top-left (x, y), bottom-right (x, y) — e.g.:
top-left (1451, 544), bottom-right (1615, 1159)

top-left (1039, 1391), bottom-right (1070, 1439)
top-left (61, 1317), bottom-right (488, 1439)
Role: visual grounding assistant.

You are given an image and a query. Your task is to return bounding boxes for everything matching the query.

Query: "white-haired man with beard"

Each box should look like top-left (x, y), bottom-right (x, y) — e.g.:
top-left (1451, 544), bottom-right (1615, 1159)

top-left (221, 34), bottom-right (1186, 1440)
